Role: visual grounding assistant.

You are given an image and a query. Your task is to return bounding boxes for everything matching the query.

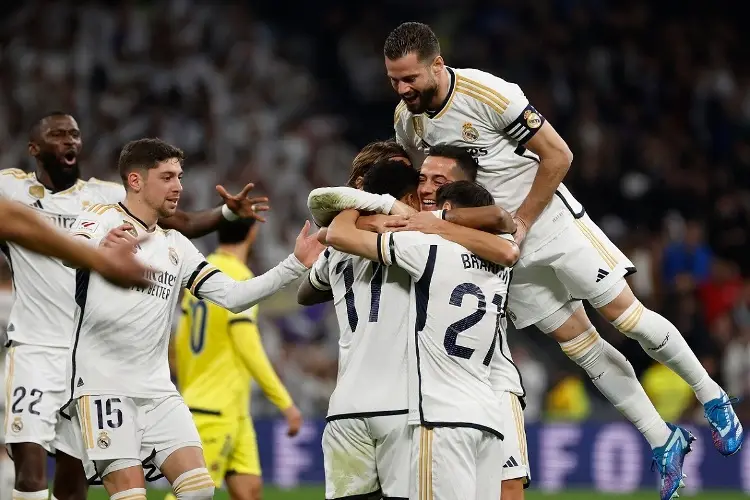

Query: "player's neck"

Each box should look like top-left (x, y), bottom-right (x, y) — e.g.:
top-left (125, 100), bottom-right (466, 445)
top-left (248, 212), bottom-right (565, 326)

top-left (217, 244), bottom-right (249, 263)
top-left (35, 165), bottom-right (78, 193)
top-left (430, 66), bottom-right (452, 111)
top-left (122, 194), bottom-right (159, 230)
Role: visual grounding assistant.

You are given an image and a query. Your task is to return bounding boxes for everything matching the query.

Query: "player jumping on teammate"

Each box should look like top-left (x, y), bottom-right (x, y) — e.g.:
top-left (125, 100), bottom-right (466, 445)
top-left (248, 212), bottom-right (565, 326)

top-left (60, 138), bottom-right (322, 500)
top-left (383, 22), bottom-right (742, 500)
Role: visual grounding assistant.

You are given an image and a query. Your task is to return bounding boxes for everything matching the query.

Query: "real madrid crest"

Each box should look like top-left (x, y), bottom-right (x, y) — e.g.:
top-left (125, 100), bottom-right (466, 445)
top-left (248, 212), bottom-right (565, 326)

top-left (411, 116), bottom-right (424, 139)
top-left (462, 122), bottom-right (479, 143)
top-left (123, 221), bottom-right (138, 238)
top-left (28, 185), bottom-right (45, 199)
top-left (97, 431), bottom-right (111, 449)
top-left (168, 247), bottom-right (179, 266)
top-left (11, 417), bottom-right (23, 433)
top-left (523, 110), bottom-right (542, 129)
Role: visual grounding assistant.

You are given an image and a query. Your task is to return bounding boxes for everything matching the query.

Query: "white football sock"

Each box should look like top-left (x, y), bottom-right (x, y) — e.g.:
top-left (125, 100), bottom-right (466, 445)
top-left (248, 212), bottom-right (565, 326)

top-left (560, 328), bottom-right (672, 448)
top-left (612, 300), bottom-right (723, 404)
top-left (11, 490), bottom-right (48, 500)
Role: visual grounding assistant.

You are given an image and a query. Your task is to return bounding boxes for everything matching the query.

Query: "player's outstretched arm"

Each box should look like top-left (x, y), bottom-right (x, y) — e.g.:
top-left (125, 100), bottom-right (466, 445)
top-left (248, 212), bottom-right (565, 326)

top-left (307, 186), bottom-right (415, 227)
top-left (324, 209), bottom-right (380, 262)
top-left (190, 221), bottom-right (324, 313)
top-left (386, 211), bottom-right (519, 267)
top-left (0, 200), bottom-right (149, 287)
top-left (444, 205), bottom-right (516, 234)
top-left (513, 122), bottom-right (573, 242)
top-left (159, 183), bottom-right (269, 238)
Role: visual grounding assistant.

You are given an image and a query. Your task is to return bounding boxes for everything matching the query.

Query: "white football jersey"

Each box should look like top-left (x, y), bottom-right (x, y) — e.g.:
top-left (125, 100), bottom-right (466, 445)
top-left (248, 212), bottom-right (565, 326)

top-left (394, 67), bottom-right (584, 253)
top-left (309, 248), bottom-right (410, 419)
top-left (66, 202), bottom-right (307, 401)
top-left (0, 169), bottom-right (125, 347)
top-left (379, 230), bottom-right (509, 438)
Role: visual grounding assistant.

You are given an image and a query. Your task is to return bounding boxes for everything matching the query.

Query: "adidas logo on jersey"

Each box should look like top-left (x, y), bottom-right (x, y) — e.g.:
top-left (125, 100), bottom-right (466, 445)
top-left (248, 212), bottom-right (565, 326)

top-left (77, 377), bottom-right (85, 387)
top-left (596, 269), bottom-right (609, 283)
top-left (503, 456), bottom-right (520, 468)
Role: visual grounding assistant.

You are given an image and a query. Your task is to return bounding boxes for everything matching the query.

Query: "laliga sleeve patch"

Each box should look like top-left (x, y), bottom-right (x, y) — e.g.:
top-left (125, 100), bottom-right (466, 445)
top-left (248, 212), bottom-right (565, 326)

top-left (72, 218), bottom-right (100, 236)
top-left (503, 104), bottom-right (546, 144)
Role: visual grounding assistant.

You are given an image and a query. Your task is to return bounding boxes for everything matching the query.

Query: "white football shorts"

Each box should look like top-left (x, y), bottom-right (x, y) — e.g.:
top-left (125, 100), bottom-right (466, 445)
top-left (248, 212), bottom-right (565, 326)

top-left (73, 393), bottom-right (201, 479)
top-left (508, 211), bottom-right (634, 330)
top-left (322, 413), bottom-right (409, 499)
top-left (410, 425), bottom-right (504, 500)
top-left (3, 343), bottom-right (71, 454)
top-left (497, 391), bottom-right (530, 483)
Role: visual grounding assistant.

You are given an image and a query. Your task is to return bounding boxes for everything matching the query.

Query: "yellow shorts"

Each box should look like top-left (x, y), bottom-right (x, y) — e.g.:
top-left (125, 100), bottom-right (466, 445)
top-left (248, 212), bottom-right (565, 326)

top-left (193, 412), bottom-right (261, 483)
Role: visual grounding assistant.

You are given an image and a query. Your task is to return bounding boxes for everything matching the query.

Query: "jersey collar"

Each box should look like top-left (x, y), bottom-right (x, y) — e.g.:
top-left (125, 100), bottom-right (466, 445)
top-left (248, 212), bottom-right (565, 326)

top-left (426, 67), bottom-right (456, 120)
top-left (118, 202), bottom-right (155, 232)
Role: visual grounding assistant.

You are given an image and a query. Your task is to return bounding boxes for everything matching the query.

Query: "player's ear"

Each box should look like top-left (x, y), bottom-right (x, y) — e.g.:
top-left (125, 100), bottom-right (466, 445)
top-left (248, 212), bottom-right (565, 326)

top-left (28, 141), bottom-right (39, 157)
top-left (127, 171), bottom-right (143, 193)
top-left (432, 56), bottom-right (444, 74)
top-left (441, 201), bottom-right (454, 211)
top-left (404, 192), bottom-right (421, 211)
top-left (354, 176), bottom-right (364, 189)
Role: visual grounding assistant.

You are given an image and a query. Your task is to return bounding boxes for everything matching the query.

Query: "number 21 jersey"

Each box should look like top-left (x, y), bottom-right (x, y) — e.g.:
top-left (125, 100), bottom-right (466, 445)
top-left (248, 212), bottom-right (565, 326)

top-left (309, 248), bottom-right (411, 419)
top-left (379, 231), bottom-right (508, 438)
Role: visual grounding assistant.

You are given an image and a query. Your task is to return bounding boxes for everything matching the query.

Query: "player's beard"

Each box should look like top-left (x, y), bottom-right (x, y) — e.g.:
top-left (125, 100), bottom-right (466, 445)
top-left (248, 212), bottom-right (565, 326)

top-left (404, 78), bottom-right (439, 114)
top-left (37, 150), bottom-right (80, 191)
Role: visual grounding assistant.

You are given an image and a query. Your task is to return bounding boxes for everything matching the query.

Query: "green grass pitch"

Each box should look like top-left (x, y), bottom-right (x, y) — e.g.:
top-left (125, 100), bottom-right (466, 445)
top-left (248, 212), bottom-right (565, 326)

top-left (85, 486), bottom-right (749, 500)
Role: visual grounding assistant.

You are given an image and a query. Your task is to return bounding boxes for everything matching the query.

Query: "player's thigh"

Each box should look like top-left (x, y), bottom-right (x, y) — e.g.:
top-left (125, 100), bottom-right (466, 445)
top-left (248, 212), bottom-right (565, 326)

top-left (410, 425), bottom-right (482, 500)
top-left (550, 214), bottom-right (634, 300)
top-left (52, 415), bottom-right (93, 500)
top-left (495, 392), bottom-right (531, 484)
top-left (143, 395), bottom-right (205, 482)
top-left (507, 261), bottom-right (572, 331)
top-left (475, 432), bottom-right (504, 500)
top-left (322, 418), bottom-right (380, 499)
top-left (4, 344), bottom-right (68, 452)
top-left (76, 395), bottom-right (143, 481)
top-left (226, 417), bottom-right (261, 478)
top-left (370, 413), bottom-right (409, 499)
top-left (191, 413), bottom-right (239, 486)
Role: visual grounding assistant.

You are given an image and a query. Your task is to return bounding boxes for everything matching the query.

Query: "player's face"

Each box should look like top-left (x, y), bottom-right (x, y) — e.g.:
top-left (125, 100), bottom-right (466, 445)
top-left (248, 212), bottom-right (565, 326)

top-left (386, 52), bottom-right (441, 114)
top-left (418, 155), bottom-right (461, 211)
top-left (143, 158), bottom-right (183, 218)
top-left (28, 115), bottom-right (83, 187)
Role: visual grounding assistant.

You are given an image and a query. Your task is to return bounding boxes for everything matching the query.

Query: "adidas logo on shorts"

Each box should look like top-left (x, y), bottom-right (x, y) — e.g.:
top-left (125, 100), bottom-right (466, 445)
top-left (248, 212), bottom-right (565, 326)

top-left (503, 456), bottom-right (519, 468)
top-left (596, 268), bottom-right (609, 283)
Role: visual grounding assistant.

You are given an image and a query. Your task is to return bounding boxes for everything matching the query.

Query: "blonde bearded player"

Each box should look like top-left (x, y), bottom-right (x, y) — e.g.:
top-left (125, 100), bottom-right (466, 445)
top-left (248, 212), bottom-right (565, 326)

top-left (168, 216), bottom-right (302, 500)
top-left (1, 112), bottom-right (268, 500)
top-left (384, 22), bottom-right (742, 500)
top-left (59, 138), bottom-right (323, 500)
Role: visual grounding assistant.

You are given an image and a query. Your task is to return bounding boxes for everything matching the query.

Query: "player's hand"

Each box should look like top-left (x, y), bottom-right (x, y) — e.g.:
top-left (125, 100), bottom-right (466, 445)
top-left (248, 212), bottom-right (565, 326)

top-left (512, 216), bottom-right (529, 245)
top-left (294, 220), bottom-right (325, 267)
top-left (384, 211), bottom-right (448, 235)
top-left (101, 224), bottom-right (139, 253)
top-left (94, 236), bottom-right (151, 288)
top-left (282, 405), bottom-right (303, 437)
top-left (216, 183), bottom-right (270, 223)
top-left (357, 214), bottom-right (407, 233)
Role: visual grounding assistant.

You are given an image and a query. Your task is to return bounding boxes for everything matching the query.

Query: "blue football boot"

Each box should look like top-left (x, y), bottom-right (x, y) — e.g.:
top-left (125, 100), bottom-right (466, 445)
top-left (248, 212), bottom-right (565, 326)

top-left (652, 423), bottom-right (695, 500)
top-left (704, 392), bottom-right (743, 456)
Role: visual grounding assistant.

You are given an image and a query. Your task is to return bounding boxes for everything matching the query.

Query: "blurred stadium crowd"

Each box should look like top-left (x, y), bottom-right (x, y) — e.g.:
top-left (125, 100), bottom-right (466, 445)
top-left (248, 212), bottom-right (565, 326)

top-left (1, 0), bottom-right (749, 425)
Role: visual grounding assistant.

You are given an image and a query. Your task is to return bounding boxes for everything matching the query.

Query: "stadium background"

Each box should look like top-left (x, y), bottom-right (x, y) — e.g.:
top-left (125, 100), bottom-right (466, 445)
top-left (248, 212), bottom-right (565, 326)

top-left (1, 0), bottom-right (749, 498)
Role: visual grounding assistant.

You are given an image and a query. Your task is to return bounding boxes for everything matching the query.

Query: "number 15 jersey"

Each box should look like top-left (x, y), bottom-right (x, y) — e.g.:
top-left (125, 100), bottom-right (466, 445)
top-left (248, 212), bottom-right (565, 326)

top-left (379, 231), bottom-right (510, 439)
top-left (309, 248), bottom-right (411, 419)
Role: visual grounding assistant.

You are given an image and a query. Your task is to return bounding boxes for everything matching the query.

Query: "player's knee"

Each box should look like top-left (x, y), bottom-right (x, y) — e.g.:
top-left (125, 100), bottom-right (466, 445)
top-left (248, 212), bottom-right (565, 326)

top-left (610, 298), bottom-right (645, 338)
top-left (559, 327), bottom-right (603, 369)
top-left (249, 478), bottom-right (263, 500)
top-left (110, 488), bottom-right (147, 500)
top-left (173, 468), bottom-right (216, 500)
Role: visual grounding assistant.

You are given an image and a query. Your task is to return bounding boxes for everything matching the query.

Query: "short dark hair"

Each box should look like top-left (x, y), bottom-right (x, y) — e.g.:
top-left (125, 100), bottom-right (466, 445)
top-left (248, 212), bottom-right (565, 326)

top-left (436, 181), bottom-right (495, 209)
top-left (348, 140), bottom-right (408, 188)
top-left (118, 138), bottom-right (184, 183)
top-left (362, 159), bottom-right (419, 200)
top-left (384, 22), bottom-right (440, 62)
top-left (427, 145), bottom-right (479, 181)
top-left (29, 111), bottom-right (73, 141)
top-left (217, 217), bottom-right (256, 245)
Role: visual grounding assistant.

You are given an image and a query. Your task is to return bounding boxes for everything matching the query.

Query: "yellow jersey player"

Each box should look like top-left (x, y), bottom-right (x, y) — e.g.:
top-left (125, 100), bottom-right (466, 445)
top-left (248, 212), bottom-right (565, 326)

top-left (172, 217), bottom-right (303, 500)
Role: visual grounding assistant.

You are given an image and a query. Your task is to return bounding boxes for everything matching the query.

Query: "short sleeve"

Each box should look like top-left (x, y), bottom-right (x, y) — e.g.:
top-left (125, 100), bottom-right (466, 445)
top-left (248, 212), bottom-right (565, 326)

top-left (0, 170), bottom-right (27, 199)
top-left (308, 248), bottom-right (332, 291)
top-left (89, 178), bottom-right (127, 202)
top-left (178, 235), bottom-right (220, 297)
top-left (377, 231), bottom-right (434, 280)
top-left (473, 74), bottom-right (545, 145)
top-left (70, 211), bottom-right (110, 242)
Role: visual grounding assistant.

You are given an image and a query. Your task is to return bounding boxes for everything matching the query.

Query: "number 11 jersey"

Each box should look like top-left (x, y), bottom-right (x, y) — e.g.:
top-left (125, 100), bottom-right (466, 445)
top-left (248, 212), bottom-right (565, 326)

top-left (309, 248), bottom-right (411, 419)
